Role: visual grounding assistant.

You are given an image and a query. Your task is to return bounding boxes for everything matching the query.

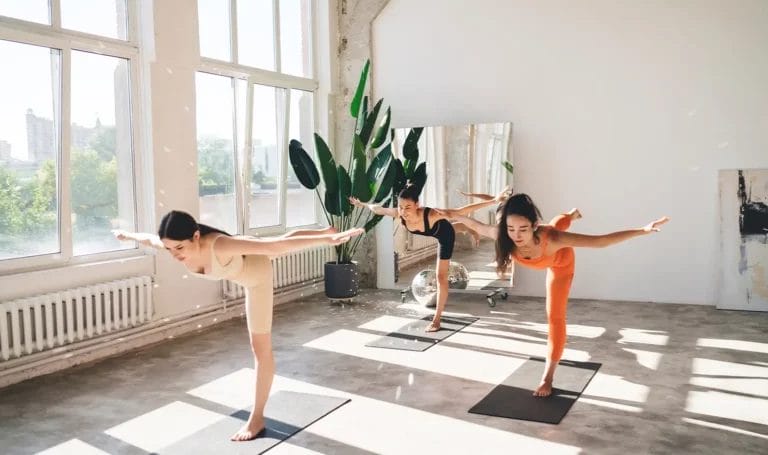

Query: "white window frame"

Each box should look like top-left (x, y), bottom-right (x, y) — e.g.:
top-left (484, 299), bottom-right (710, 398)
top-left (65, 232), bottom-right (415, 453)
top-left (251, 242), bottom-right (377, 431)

top-left (0, 2), bottom-right (148, 274)
top-left (197, 0), bottom-right (322, 236)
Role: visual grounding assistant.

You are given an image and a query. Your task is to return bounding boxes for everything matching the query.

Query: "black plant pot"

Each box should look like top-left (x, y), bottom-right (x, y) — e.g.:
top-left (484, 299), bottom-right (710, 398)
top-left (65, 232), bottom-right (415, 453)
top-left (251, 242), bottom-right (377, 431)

top-left (324, 262), bottom-right (359, 299)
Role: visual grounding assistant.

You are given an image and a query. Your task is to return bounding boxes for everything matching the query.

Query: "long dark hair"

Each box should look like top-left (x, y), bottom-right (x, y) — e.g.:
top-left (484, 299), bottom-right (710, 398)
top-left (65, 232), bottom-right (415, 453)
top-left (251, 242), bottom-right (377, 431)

top-left (157, 210), bottom-right (230, 241)
top-left (495, 193), bottom-right (542, 275)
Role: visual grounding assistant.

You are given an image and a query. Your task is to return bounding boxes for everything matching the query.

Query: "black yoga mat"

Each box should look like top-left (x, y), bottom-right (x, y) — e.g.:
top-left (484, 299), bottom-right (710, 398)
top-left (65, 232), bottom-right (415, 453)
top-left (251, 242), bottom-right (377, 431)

top-left (468, 357), bottom-right (601, 424)
top-left (365, 315), bottom-right (479, 351)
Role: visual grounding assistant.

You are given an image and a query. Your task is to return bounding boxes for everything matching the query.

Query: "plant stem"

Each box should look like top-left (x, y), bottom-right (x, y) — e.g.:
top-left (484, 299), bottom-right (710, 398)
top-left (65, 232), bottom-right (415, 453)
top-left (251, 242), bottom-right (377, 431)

top-left (315, 188), bottom-right (332, 226)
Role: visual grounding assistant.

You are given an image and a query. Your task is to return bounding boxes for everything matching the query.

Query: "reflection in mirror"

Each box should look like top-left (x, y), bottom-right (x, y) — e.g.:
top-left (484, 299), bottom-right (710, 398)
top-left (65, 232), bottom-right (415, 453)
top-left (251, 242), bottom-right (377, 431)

top-left (375, 122), bottom-right (514, 302)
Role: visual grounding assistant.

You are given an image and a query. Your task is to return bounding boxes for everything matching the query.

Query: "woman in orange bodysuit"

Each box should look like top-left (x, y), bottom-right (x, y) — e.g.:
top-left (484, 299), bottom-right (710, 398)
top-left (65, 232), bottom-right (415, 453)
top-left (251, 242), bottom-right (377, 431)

top-left (454, 193), bottom-right (668, 397)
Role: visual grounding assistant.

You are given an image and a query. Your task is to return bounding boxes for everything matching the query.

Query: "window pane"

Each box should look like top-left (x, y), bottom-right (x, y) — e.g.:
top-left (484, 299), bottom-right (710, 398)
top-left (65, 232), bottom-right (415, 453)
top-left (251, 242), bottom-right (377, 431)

top-left (236, 0), bottom-right (275, 70)
top-left (279, 0), bottom-right (312, 77)
top-left (197, 0), bottom-right (232, 61)
top-left (0, 40), bottom-right (59, 260)
top-left (196, 72), bottom-right (237, 235)
top-left (0, 0), bottom-right (50, 25)
top-left (286, 90), bottom-right (316, 227)
top-left (70, 51), bottom-right (135, 256)
top-left (61, 0), bottom-right (128, 40)
top-left (249, 84), bottom-right (282, 229)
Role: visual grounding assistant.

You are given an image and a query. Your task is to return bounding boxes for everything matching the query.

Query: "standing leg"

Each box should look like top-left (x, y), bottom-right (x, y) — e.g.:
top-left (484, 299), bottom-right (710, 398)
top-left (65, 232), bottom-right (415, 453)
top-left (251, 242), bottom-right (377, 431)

top-left (427, 258), bottom-right (450, 332)
top-left (534, 259), bottom-right (575, 397)
top-left (232, 257), bottom-right (275, 441)
top-left (231, 332), bottom-right (274, 440)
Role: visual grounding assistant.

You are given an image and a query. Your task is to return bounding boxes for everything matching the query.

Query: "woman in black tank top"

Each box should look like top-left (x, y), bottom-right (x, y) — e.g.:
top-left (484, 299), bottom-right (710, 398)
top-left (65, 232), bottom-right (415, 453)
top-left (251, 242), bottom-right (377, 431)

top-left (350, 184), bottom-right (507, 332)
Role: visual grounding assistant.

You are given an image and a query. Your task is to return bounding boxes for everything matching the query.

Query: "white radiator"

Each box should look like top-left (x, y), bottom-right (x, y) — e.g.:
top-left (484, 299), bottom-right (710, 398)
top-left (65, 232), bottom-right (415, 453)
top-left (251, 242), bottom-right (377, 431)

top-left (221, 245), bottom-right (336, 299)
top-left (0, 276), bottom-right (153, 362)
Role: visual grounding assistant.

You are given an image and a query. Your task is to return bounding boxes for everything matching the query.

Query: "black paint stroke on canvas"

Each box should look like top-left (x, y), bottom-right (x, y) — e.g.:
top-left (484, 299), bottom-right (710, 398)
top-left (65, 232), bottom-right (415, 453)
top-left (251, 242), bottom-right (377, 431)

top-left (737, 170), bottom-right (768, 237)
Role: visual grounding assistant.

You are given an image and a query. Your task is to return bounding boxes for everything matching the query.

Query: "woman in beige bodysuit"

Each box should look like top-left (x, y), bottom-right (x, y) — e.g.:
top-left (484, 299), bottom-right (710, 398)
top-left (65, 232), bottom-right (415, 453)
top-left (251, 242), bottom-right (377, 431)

top-left (114, 210), bottom-right (363, 441)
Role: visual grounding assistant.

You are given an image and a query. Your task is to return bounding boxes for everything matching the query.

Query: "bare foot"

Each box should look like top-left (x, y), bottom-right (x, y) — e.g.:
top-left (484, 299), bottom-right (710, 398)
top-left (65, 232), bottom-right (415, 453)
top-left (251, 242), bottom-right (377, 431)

top-left (425, 321), bottom-right (441, 332)
top-left (231, 417), bottom-right (266, 441)
top-left (567, 208), bottom-right (582, 220)
top-left (533, 381), bottom-right (553, 397)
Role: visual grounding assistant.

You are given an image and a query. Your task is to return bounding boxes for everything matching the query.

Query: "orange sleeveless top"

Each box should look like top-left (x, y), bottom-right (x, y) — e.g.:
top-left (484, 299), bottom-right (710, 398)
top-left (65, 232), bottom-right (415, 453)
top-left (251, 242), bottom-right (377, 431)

top-left (512, 227), bottom-right (575, 271)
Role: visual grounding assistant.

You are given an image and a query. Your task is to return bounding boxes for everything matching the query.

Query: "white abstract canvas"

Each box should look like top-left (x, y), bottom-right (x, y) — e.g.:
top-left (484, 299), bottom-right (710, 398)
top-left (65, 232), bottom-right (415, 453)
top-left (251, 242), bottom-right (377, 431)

top-left (718, 169), bottom-right (768, 311)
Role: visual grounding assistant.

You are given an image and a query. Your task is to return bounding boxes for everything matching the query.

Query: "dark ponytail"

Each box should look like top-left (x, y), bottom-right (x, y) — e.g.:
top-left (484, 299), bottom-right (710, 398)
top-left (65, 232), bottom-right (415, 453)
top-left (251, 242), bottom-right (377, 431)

top-left (158, 210), bottom-right (230, 241)
top-left (398, 182), bottom-right (421, 203)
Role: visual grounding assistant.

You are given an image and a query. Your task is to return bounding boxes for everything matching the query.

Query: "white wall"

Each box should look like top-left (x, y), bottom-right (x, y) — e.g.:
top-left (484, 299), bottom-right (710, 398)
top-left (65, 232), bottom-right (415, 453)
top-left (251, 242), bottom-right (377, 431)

top-left (372, 0), bottom-right (768, 305)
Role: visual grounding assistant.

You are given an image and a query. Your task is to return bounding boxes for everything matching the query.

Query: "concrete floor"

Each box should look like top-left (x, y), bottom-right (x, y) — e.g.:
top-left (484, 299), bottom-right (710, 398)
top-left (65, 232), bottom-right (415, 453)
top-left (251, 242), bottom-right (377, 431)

top-left (1, 286), bottom-right (767, 454)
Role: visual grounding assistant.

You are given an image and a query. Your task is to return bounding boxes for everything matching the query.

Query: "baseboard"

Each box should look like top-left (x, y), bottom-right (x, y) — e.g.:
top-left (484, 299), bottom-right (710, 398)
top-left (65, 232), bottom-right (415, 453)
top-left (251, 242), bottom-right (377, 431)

top-left (0, 282), bottom-right (326, 389)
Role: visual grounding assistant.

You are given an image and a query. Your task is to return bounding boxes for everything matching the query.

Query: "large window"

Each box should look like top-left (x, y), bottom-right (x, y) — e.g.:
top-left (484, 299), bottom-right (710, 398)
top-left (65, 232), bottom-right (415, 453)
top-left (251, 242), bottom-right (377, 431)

top-left (0, 1), bottom-right (139, 268)
top-left (196, 0), bottom-right (318, 235)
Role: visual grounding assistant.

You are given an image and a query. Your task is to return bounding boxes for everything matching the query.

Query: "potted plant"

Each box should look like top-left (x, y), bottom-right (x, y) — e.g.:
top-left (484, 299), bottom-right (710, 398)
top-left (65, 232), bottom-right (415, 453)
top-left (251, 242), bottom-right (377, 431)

top-left (289, 60), bottom-right (426, 298)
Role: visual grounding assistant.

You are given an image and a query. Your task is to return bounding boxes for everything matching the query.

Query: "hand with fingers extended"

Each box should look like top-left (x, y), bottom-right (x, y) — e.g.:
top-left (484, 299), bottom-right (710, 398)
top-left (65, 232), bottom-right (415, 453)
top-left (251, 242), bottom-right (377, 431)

top-left (328, 228), bottom-right (365, 245)
top-left (112, 229), bottom-right (132, 241)
top-left (642, 216), bottom-right (670, 233)
top-left (494, 186), bottom-right (513, 203)
top-left (348, 196), bottom-right (364, 208)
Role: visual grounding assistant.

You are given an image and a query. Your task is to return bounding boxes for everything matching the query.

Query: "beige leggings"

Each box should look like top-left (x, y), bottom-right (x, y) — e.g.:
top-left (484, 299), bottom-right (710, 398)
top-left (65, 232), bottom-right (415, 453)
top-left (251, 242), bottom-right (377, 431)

top-left (233, 255), bottom-right (274, 334)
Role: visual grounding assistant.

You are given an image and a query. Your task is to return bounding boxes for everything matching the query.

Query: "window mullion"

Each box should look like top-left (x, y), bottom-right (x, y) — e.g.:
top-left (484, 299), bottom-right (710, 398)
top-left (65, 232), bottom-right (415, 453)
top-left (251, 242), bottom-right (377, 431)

top-left (242, 77), bottom-right (255, 235)
top-left (229, 0), bottom-right (238, 64)
top-left (59, 45), bottom-right (73, 261)
top-left (50, 0), bottom-right (61, 30)
top-left (272, 0), bottom-right (281, 73)
top-left (278, 89), bottom-right (290, 230)
top-left (232, 77), bottom-right (245, 235)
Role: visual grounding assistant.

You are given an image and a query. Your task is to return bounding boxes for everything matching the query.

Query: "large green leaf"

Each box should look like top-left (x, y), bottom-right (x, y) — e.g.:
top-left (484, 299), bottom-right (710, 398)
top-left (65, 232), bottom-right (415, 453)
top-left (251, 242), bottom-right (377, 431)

top-left (403, 158), bottom-right (417, 179)
top-left (411, 162), bottom-right (427, 194)
top-left (313, 133), bottom-right (337, 194)
top-left (351, 136), bottom-right (372, 201)
top-left (366, 144), bottom-right (392, 182)
top-left (324, 189), bottom-right (341, 216)
top-left (363, 213), bottom-right (384, 233)
top-left (402, 127), bottom-right (423, 161)
top-left (350, 60), bottom-right (371, 118)
top-left (370, 107), bottom-right (391, 148)
top-left (337, 165), bottom-right (353, 215)
top-left (373, 159), bottom-right (397, 203)
top-left (359, 99), bottom-right (382, 147)
top-left (288, 139), bottom-right (320, 189)
top-left (392, 158), bottom-right (407, 198)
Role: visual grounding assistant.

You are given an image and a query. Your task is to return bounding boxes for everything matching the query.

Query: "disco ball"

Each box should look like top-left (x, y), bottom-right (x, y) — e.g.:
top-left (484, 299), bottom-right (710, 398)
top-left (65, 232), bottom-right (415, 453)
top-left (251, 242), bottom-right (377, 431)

top-left (411, 270), bottom-right (439, 307)
top-left (447, 261), bottom-right (469, 290)
top-left (410, 261), bottom-right (470, 307)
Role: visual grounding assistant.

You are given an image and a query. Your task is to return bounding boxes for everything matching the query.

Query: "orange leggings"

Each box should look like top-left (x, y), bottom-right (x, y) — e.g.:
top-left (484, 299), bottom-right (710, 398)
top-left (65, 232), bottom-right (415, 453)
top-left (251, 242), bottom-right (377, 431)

top-left (546, 214), bottom-right (575, 365)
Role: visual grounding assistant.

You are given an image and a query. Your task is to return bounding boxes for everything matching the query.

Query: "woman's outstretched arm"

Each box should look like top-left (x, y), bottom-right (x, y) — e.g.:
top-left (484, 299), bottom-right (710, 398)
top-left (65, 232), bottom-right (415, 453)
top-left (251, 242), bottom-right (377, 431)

top-left (448, 214), bottom-right (498, 240)
top-left (348, 197), bottom-right (399, 217)
top-left (433, 188), bottom-right (509, 218)
top-left (214, 228), bottom-right (364, 257)
top-left (551, 217), bottom-right (669, 249)
top-left (112, 229), bottom-right (164, 249)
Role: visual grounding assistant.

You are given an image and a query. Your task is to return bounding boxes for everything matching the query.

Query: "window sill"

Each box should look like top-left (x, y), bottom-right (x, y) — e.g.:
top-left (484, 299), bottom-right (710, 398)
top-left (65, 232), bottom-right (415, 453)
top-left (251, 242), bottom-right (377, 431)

top-left (0, 252), bottom-right (155, 302)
